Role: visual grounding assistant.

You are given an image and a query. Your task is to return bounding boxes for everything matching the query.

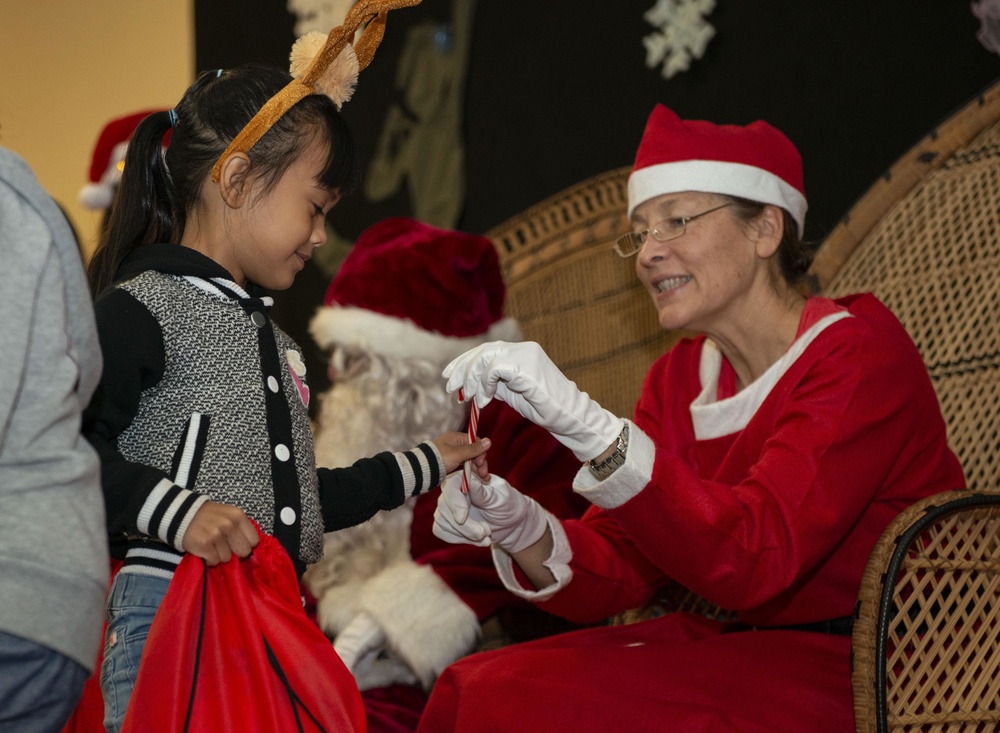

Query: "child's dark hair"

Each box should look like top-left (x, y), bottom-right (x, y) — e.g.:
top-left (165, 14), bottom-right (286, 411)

top-left (88, 64), bottom-right (361, 296)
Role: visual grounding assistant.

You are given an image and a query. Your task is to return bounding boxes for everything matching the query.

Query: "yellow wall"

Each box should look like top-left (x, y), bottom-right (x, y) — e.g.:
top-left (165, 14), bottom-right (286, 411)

top-left (0, 0), bottom-right (194, 257)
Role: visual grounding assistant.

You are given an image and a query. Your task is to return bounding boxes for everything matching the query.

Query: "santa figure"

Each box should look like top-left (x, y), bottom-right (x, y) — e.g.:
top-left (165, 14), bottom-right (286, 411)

top-left (303, 217), bottom-right (586, 722)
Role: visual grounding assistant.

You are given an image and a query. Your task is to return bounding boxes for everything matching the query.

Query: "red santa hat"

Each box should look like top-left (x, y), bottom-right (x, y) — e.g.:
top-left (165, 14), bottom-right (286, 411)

top-left (627, 104), bottom-right (807, 236)
top-left (79, 109), bottom-right (167, 210)
top-left (310, 217), bottom-right (521, 362)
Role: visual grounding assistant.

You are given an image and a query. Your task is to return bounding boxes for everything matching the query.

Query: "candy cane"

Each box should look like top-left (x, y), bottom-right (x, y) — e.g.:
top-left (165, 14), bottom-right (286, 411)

top-left (458, 389), bottom-right (479, 495)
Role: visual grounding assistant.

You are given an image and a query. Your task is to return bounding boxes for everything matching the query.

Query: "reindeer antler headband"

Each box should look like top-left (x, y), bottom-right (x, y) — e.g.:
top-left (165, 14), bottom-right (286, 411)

top-left (210, 0), bottom-right (421, 182)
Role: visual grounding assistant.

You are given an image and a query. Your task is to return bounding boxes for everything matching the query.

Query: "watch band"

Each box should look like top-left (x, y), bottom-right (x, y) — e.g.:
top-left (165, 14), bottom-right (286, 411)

top-left (588, 424), bottom-right (629, 480)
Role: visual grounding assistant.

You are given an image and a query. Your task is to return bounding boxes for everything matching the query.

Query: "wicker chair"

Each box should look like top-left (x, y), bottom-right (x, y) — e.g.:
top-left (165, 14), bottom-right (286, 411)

top-left (485, 76), bottom-right (1000, 731)
top-left (816, 78), bottom-right (1000, 731)
top-left (813, 77), bottom-right (1000, 492)
top-left (851, 490), bottom-right (1000, 733)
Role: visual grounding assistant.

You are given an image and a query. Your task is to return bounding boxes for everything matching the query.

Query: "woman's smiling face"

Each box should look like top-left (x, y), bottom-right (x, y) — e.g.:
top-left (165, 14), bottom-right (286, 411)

top-left (633, 190), bottom-right (762, 335)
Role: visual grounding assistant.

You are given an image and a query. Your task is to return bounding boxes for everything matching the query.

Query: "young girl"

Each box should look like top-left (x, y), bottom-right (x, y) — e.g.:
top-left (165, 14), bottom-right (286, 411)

top-left (83, 64), bottom-right (488, 733)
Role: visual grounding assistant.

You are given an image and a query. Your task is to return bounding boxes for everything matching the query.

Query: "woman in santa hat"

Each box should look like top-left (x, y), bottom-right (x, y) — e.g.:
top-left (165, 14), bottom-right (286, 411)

top-left (422, 106), bottom-right (965, 732)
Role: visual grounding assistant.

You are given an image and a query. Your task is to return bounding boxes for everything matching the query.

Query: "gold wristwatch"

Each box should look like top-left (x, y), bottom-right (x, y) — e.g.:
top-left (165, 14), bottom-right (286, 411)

top-left (588, 424), bottom-right (629, 480)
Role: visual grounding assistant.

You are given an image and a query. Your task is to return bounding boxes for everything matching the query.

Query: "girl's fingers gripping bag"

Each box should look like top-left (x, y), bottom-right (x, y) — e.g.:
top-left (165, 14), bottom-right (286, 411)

top-left (122, 529), bottom-right (365, 733)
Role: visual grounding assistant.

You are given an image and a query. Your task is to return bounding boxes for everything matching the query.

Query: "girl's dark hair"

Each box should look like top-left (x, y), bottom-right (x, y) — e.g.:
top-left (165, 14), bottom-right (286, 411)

top-left (87, 64), bottom-right (361, 296)
top-left (724, 195), bottom-right (811, 287)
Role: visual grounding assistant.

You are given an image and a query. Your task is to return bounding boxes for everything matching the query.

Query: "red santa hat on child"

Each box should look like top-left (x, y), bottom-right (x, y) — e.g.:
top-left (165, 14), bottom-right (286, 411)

top-left (310, 217), bottom-right (521, 362)
top-left (627, 104), bottom-right (808, 236)
top-left (79, 109), bottom-right (168, 210)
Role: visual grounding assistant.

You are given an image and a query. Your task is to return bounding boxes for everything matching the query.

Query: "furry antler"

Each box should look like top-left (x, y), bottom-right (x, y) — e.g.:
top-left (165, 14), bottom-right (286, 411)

top-left (211, 0), bottom-right (421, 182)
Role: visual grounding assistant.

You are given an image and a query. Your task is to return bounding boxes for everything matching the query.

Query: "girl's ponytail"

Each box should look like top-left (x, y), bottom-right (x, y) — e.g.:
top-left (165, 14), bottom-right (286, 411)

top-left (87, 110), bottom-right (178, 296)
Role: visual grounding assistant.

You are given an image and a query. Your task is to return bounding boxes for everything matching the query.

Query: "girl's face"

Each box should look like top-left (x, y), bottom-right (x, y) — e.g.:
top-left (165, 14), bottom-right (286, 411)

top-left (632, 191), bottom-right (762, 336)
top-left (233, 135), bottom-right (340, 290)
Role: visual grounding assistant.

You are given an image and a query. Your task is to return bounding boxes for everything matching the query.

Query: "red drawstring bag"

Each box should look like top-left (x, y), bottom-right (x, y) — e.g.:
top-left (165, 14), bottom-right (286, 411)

top-left (122, 530), bottom-right (366, 733)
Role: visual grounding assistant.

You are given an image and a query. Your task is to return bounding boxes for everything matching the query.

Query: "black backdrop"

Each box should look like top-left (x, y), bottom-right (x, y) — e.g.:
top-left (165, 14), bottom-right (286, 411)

top-left (195, 0), bottom-right (999, 398)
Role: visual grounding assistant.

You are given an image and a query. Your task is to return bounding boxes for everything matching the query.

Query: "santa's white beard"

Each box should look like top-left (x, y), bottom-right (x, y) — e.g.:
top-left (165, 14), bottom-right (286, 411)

top-left (305, 351), bottom-right (468, 599)
top-left (313, 380), bottom-right (388, 470)
top-left (312, 351), bottom-right (467, 469)
top-left (304, 348), bottom-right (485, 689)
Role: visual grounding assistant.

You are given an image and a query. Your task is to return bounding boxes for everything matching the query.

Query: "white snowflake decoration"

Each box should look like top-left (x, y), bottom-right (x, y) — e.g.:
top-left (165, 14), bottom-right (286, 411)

top-left (972, 0), bottom-right (1000, 55)
top-left (642, 0), bottom-right (717, 80)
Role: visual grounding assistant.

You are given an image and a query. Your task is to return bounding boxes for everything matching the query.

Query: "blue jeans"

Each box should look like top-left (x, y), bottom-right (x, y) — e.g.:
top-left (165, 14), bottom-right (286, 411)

top-left (100, 572), bottom-right (171, 733)
top-left (0, 631), bottom-right (89, 733)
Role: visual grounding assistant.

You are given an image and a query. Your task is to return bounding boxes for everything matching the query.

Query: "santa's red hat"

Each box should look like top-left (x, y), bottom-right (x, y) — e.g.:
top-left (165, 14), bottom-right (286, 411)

top-left (79, 109), bottom-right (167, 210)
top-left (310, 217), bottom-right (521, 362)
top-left (627, 104), bottom-right (807, 235)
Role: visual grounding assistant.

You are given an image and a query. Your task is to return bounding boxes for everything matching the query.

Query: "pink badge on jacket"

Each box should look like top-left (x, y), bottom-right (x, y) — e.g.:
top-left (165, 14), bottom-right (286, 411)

top-left (286, 350), bottom-right (310, 408)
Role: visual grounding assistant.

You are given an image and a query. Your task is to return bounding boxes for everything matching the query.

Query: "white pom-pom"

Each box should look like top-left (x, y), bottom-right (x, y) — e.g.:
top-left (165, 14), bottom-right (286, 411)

top-left (316, 45), bottom-right (360, 109)
top-left (289, 30), bottom-right (329, 78)
top-left (78, 182), bottom-right (115, 210)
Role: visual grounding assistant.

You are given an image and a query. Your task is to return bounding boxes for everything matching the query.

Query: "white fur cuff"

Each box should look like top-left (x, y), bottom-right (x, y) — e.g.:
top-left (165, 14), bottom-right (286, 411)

top-left (355, 561), bottom-right (480, 689)
top-left (572, 420), bottom-right (655, 510)
top-left (492, 514), bottom-right (573, 602)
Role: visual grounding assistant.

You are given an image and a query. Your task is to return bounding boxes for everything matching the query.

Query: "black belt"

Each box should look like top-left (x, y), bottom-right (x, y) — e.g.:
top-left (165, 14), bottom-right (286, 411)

top-left (724, 615), bottom-right (854, 637)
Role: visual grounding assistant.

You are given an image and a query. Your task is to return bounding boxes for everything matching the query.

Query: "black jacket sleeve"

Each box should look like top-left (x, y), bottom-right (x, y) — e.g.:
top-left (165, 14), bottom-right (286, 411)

top-left (83, 287), bottom-right (173, 536)
top-left (316, 442), bottom-right (444, 531)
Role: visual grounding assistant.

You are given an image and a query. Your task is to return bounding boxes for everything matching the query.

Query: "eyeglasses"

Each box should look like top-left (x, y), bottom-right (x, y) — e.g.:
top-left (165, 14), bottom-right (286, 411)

top-left (614, 202), bottom-right (734, 258)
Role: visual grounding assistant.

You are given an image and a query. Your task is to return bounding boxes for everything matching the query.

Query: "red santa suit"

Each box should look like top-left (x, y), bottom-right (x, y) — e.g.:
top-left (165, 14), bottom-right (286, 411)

top-left (418, 293), bottom-right (965, 733)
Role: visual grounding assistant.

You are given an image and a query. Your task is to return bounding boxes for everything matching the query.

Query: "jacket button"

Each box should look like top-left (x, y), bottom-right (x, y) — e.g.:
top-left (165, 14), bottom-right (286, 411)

top-left (250, 311), bottom-right (266, 328)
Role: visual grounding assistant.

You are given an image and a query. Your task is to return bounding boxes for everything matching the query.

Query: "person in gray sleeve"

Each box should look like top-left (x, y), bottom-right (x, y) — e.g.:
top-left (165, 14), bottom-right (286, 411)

top-left (0, 145), bottom-right (110, 732)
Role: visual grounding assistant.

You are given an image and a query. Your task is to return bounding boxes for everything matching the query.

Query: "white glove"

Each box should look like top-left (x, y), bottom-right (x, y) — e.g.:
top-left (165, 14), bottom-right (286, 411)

top-left (334, 611), bottom-right (387, 674)
top-left (443, 341), bottom-right (624, 462)
top-left (433, 471), bottom-right (551, 554)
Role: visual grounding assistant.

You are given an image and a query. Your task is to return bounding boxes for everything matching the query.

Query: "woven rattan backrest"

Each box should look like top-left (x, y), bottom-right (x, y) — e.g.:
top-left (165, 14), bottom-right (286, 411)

top-left (852, 490), bottom-right (1000, 733)
top-left (811, 78), bottom-right (1000, 491)
top-left (486, 167), bottom-right (682, 420)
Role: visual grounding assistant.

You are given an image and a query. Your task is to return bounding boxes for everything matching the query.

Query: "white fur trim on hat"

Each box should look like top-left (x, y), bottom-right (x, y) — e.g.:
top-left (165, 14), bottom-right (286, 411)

top-left (79, 140), bottom-right (130, 210)
top-left (78, 182), bottom-right (115, 210)
top-left (310, 305), bottom-right (522, 364)
top-left (627, 159), bottom-right (808, 237)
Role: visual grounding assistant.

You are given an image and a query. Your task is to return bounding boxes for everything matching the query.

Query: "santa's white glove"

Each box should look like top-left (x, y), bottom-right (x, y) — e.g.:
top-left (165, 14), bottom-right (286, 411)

top-left (443, 341), bottom-right (625, 462)
top-left (334, 611), bottom-right (387, 675)
top-left (433, 471), bottom-right (551, 554)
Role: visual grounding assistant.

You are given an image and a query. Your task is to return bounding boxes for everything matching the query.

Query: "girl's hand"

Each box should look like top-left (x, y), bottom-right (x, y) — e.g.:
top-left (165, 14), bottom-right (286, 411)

top-left (431, 431), bottom-right (491, 477)
top-left (181, 501), bottom-right (260, 565)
